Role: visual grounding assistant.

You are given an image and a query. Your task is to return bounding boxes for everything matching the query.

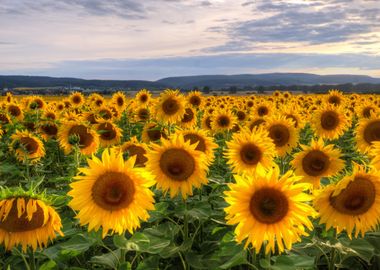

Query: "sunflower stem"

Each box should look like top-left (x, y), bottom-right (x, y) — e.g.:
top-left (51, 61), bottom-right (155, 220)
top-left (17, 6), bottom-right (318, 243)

top-left (27, 247), bottom-right (36, 270)
top-left (14, 248), bottom-right (31, 270)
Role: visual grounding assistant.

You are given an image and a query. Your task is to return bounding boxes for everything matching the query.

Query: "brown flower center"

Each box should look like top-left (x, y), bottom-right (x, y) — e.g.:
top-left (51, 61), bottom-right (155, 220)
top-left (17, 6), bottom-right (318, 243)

top-left (140, 94), bottom-right (148, 103)
top-left (8, 105), bottom-right (21, 117)
top-left (363, 120), bottom-right (380, 144)
top-left (124, 145), bottom-right (147, 167)
top-left (147, 125), bottom-right (167, 141)
top-left (182, 108), bottom-right (194, 123)
top-left (236, 111), bottom-right (246, 121)
top-left (328, 95), bottom-right (341, 106)
top-left (268, 124), bottom-right (290, 147)
top-left (250, 188), bottom-right (289, 224)
top-left (321, 111), bottom-right (339, 131)
top-left (0, 113), bottom-right (10, 125)
top-left (98, 123), bottom-right (117, 141)
top-left (184, 133), bottom-right (206, 152)
top-left (72, 95), bottom-right (82, 104)
top-left (217, 115), bottom-right (230, 128)
top-left (19, 137), bottom-right (39, 154)
top-left (240, 143), bottom-right (262, 165)
top-left (302, 150), bottom-right (329, 176)
top-left (159, 149), bottom-right (195, 181)
top-left (92, 172), bottom-right (135, 211)
top-left (258, 106), bottom-right (269, 116)
top-left (138, 108), bottom-right (150, 121)
top-left (117, 97), bottom-right (124, 107)
top-left (41, 124), bottom-right (58, 136)
top-left (189, 96), bottom-right (201, 107)
top-left (98, 109), bottom-right (113, 120)
top-left (0, 199), bottom-right (46, 232)
top-left (249, 119), bottom-right (265, 131)
top-left (68, 125), bottom-right (94, 149)
top-left (205, 116), bottom-right (212, 129)
top-left (330, 177), bottom-right (376, 215)
top-left (162, 98), bottom-right (180, 115)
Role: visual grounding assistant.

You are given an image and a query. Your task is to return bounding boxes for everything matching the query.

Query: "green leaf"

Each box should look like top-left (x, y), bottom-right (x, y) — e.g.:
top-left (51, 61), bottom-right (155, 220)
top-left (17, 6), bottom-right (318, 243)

top-left (39, 260), bottom-right (57, 270)
top-left (90, 249), bottom-right (122, 269)
top-left (60, 234), bottom-right (97, 256)
top-left (259, 258), bottom-right (271, 269)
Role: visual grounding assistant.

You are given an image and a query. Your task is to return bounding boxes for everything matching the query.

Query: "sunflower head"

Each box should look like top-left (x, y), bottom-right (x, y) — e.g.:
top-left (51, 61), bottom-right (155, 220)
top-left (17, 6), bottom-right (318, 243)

top-left (211, 109), bottom-right (236, 133)
top-left (312, 104), bottom-right (348, 140)
top-left (224, 167), bottom-right (315, 254)
top-left (6, 103), bottom-right (24, 121)
top-left (141, 122), bottom-right (168, 143)
top-left (69, 92), bottom-right (85, 108)
top-left (266, 115), bottom-right (298, 156)
top-left (135, 89), bottom-right (152, 105)
top-left (111, 91), bottom-right (128, 111)
top-left (10, 130), bottom-right (45, 163)
top-left (96, 120), bottom-right (122, 147)
top-left (0, 191), bottom-right (63, 251)
top-left (356, 116), bottom-right (380, 153)
top-left (179, 107), bottom-right (197, 128)
top-left (119, 137), bottom-right (149, 167)
top-left (187, 91), bottom-right (203, 108)
top-left (68, 148), bottom-right (155, 238)
top-left (146, 134), bottom-right (209, 198)
top-left (155, 89), bottom-right (186, 124)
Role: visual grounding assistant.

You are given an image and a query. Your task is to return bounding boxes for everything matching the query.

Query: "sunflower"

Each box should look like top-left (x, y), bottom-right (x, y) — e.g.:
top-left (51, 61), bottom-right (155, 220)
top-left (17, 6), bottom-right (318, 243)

top-left (225, 128), bottom-right (276, 175)
top-left (211, 109), bottom-right (236, 133)
top-left (58, 121), bottom-right (99, 155)
top-left (0, 195), bottom-right (63, 251)
top-left (0, 112), bottom-right (11, 125)
top-left (135, 89), bottom-right (152, 106)
top-left (325, 89), bottom-right (345, 107)
top-left (42, 109), bottom-right (58, 121)
top-left (141, 122), bottom-right (168, 143)
top-left (146, 134), bottom-right (209, 198)
top-left (111, 91), bottom-right (128, 112)
top-left (28, 96), bottom-right (45, 110)
top-left (177, 128), bottom-right (218, 165)
top-left (179, 107), bottom-right (197, 128)
top-left (253, 101), bottom-right (272, 117)
top-left (248, 117), bottom-right (266, 131)
top-left (119, 137), bottom-right (149, 167)
top-left (97, 106), bottom-right (114, 121)
top-left (69, 92), bottom-right (85, 108)
top-left (96, 120), bottom-right (122, 147)
top-left (187, 91), bottom-right (203, 109)
top-left (356, 115), bottom-right (380, 153)
top-left (91, 95), bottom-right (105, 109)
top-left (82, 111), bottom-right (99, 124)
top-left (201, 113), bottom-right (213, 133)
top-left (224, 167), bottom-right (315, 254)
top-left (314, 164), bottom-right (380, 238)
top-left (135, 106), bottom-right (150, 122)
top-left (68, 148), bottom-right (155, 238)
top-left (6, 103), bottom-right (24, 121)
top-left (39, 121), bottom-right (59, 141)
top-left (10, 130), bottom-right (45, 163)
top-left (265, 115), bottom-right (298, 156)
top-left (312, 104), bottom-right (348, 140)
top-left (356, 101), bottom-right (377, 119)
top-left (155, 89), bottom-right (186, 124)
top-left (291, 139), bottom-right (345, 187)
top-left (370, 141), bottom-right (380, 170)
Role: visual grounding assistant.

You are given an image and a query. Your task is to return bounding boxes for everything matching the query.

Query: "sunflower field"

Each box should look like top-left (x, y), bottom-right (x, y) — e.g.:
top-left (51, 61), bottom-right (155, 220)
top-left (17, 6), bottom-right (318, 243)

top-left (1, 89), bottom-right (380, 270)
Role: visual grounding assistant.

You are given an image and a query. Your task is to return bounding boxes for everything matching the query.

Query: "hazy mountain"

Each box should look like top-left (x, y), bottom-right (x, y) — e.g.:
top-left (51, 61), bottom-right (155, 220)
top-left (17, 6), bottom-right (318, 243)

top-left (1, 73), bottom-right (380, 90)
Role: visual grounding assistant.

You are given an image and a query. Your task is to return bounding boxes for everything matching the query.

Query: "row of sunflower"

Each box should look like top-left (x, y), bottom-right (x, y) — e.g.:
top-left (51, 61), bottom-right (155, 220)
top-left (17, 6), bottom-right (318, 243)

top-left (0, 89), bottom-right (380, 269)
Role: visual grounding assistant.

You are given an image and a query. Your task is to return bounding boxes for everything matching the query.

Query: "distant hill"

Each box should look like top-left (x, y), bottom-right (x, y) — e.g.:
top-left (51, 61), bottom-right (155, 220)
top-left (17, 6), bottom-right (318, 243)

top-left (1, 73), bottom-right (380, 90)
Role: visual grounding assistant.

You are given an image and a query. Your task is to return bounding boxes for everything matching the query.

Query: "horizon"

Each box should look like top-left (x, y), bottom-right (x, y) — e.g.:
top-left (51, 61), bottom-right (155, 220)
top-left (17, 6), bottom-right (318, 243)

top-left (1, 0), bottom-right (380, 80)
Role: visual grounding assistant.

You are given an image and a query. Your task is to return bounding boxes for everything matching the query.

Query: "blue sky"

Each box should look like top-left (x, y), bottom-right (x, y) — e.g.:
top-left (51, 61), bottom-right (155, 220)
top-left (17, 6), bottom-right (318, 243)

top-left (1, 0), bottom-right (379, 80)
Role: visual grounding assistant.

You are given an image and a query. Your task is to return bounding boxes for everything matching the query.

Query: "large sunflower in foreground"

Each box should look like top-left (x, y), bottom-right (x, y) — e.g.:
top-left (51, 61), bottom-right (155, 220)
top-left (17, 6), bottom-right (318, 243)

top-left (291, 139), bottom-right (345, 187)
top-left (58, 121), bottom-right (99, 155)
top-left (311, 104), bottom-right (349, 140)
top-left (224, 167), bottom-right (315, 254)
top-left (0, 194), bottom-right (63, 251)
top-left (177, 128), bottom-right (218, 165)
top-left (225, 128), bottom-right (276, 175)
top-left (146, 134), bottom-right (209, 198)
top-left (10, 130), bottom-right (45, 163)
top-left (265, 115), bottom-right (298, 156)
top-left (155, 89), bottom-right (186, 124)
top-left (68, 149), bottom-right (155, 238)
top-left (314, 164), bottom-right (380, 238)
top-left (356, 115), bottom-right (380, 154)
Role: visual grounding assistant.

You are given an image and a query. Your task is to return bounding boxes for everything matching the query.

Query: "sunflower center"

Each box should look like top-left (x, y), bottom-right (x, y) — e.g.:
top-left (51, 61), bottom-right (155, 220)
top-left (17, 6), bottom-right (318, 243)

top-left (92, 172), bottom-right (135, 211)
top-left (249, 119), bottom-right (265, 131)
top-left (184, 133), bottom-right (206, 152)
top-left (95, 99), bottom-right (103, 106)
top-left (147, 125), bottom-right (167, 141)
top-left (125, 145), bottom-right (148, 166)
top-left (258, 106), bottom-right (269, 116)
top-left (247, 101), bottom-right (254, 107)
top-left (68, 125), bottom-right (94, 149)
top-left (46, 112), bottom-right (56, 120)
top-left (328, 96), bottom-right (341, 106)
top-left (140, 94), bottom-right (148, 103)
top-left (159, 148), bottom-right (195, 181)
top-left (250, 188), bottom-right (289, 224)
top-left (73, 96), bottom-right (81, 104)
top-left (0, 199), bottom-right (45, 232)
top-left (240, 143), bottom-right (262, 165)
top-left (218, 115), bottom-right (230, 127)
top-left (41, 124), bottom-right (58, 136)
top-left (162, 98), bottom-right (180, 115)
top-left (363, 120), bottom-right (380, 144)
top-left (190, 96), bottom-right (201, 106)
top-left (330, 177), bottom-right (376, 215)
top-left (19, 137), bottom-right (39, 154)
top-left (205, 116), bottom-right (212, 129)
top-left (98, 123), bottom-right (116, 141)
top-left (182, 108), bottom-right (194, 123)
top-left (117, 97), bottom-right (124, 106)
top-left (236, 111), bottom-right (246, 121)
top-left (321, 111), bottom-right (339, 130)
top-left (0, 113), bottom-right (10, 125)
top-left (302, 150), bottom-right (329, 176)
top-left (8, 105), bottom-right (21, 117)
top-left (138, 109), bottom-right (149, 120)
top-left (268, 124), bottom-right (290, 147)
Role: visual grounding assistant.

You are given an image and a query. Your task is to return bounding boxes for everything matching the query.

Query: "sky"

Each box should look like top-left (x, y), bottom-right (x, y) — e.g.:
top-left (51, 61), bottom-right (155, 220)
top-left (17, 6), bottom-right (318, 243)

top-left (0, 0), bottom-right (380, 80)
